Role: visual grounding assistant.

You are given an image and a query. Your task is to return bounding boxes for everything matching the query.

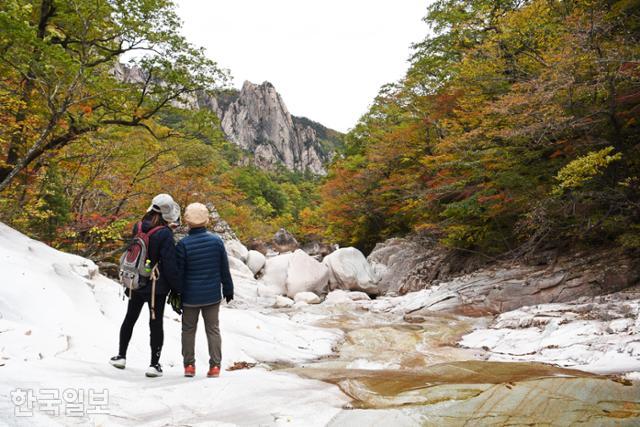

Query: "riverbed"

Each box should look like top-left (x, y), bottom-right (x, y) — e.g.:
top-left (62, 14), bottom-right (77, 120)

top-left (273, 297), bottom-right (640, 425)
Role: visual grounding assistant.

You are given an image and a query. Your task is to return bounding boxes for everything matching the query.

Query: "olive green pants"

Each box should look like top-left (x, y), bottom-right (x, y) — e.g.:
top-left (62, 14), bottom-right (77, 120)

top-left (181, 302), bottom-right (221, 368)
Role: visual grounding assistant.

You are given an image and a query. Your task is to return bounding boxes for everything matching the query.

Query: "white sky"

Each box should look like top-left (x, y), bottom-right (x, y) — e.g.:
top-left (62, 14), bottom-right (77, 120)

top-left (175, 0), bottom-right (431, 132)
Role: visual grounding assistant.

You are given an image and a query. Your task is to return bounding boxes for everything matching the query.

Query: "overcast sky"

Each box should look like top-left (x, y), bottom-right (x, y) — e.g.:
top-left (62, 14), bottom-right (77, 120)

top-left (175, 0), bottom-right (430, 132)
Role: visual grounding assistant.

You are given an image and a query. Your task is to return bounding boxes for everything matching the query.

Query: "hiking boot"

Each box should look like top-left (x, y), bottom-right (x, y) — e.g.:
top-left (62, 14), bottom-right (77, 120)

top-left (184, 364), bottom-right (195, 377)
top-left (207, 365), bottom-right (220, 378)
top-left (145, 363), bottom-right (163, 378)
top-left (109, 355), bottom-right (126, 369)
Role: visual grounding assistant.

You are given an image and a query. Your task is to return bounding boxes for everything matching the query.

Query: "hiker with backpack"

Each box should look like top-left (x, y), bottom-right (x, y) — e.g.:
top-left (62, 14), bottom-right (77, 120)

top-left (110, 194), bottom-right (182, 377)
top-left (177, 202), bottom-right (234, 378)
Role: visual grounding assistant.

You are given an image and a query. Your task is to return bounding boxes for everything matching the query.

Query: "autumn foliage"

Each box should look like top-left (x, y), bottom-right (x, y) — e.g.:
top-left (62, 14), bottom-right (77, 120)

top-left (0, 0), bottom-right (324, 260)
top-left (318, 0), bottom-right (640, 255)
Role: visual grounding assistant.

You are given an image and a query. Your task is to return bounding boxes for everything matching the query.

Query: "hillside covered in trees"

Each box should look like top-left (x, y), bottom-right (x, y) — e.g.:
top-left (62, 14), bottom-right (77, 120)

top-left (0, 0), bottom-right (328, 259)
top-left (318, 0), bottom-right (640, 256)
top-left (1, 0), bottom-right (638, 262)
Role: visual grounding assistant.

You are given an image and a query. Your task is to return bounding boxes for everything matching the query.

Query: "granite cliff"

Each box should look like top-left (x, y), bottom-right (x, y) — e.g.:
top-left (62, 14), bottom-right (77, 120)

top-left (200, 81), bottom-right (341, 175)
top-left (112, 64), bottom-right (341, 174)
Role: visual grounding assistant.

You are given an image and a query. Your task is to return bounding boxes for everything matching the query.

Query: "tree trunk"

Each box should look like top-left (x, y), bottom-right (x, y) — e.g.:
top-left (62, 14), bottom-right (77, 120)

top-left (0, 0), bottom-right (57, 187)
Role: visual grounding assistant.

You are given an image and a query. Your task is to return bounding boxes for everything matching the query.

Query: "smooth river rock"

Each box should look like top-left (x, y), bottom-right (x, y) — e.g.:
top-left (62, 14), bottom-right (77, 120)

top-left (274, 295), bottom-right (294, 308)
top-left (323, 247), bottom-right (379, 295)
top-left (294, 292), bottom-right (321, 304)
top-left (228, 256), bottom-right (254, 279)
top-left (260, 253), bottom-right (293, 295)
top-left (285, 249), bottom-right (329, 298)
top-left (225, 239), bottom-right (249, 263)
top-left (246, 250), bottom-right (266, 275)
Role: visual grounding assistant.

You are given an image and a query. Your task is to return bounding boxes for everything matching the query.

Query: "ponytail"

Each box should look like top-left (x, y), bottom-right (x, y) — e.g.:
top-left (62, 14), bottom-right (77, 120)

top-left (142, 210), bottom-right (167, 227)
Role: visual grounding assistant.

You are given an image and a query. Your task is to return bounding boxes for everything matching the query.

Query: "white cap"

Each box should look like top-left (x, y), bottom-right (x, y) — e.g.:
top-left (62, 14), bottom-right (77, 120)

top-left (147, 194), bottom-right (181, 223)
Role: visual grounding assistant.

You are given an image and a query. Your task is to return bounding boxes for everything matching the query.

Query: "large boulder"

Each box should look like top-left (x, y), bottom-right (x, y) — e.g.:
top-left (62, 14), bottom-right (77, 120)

top-left (272, 228), bottom-right (299, 253)
top-left (322, 247), bottom-right (379, 295)
top-left (285, 249), bottom-right (330, 298)
top-left (246, 250), bottom-right (266, 275)
top-left (259, 253), bottom-right (293, 295)
top-left (225, 239), bottom-right (249, 263)
top-left (367, 234), bottom-right (489, 295)
top-left (367, 237), bottom-right (431, 295)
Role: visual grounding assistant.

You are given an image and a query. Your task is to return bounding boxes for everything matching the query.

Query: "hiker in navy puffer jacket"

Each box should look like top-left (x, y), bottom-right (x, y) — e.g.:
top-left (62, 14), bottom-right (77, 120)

top-left (176, 202), bottom-right (234, 378)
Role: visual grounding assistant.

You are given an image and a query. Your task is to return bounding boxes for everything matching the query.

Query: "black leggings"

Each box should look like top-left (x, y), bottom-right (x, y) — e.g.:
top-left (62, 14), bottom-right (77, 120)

top-left (118, 291), bottom-right (167, 365)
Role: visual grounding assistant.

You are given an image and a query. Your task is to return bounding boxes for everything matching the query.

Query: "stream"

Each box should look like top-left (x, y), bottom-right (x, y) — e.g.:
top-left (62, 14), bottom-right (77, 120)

top-left (273, 301), bottom-right (640, 425)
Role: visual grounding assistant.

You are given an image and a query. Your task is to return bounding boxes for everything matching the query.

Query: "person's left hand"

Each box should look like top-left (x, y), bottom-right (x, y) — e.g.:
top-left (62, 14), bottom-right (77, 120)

top-left (224, 294), bottom-right (234, 304)
top-left (168, 291), bottom-right (183, 315)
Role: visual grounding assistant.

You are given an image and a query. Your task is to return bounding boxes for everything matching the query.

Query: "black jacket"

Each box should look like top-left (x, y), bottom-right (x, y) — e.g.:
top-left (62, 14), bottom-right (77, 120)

top-left (131, 221), bottom-right (182, 295)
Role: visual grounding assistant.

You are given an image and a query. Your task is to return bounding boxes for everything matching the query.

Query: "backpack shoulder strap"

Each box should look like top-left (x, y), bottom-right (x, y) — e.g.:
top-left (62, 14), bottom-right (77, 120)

top-left (146, 225), bottom-right (167, 237)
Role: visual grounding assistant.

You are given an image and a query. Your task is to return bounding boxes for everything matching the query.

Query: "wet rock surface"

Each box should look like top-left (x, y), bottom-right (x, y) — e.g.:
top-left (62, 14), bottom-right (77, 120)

top-left (328, 375), bottom-right (640, 426)
top-left (293, 361), bottom-right (596, 408)
top-left (278, 297), bottom-right (639, 425)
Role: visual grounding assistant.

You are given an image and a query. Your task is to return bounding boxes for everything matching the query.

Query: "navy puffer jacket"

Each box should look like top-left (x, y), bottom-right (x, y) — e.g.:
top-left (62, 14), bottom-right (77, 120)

top-left (176, 227), bottom-right (234, 306)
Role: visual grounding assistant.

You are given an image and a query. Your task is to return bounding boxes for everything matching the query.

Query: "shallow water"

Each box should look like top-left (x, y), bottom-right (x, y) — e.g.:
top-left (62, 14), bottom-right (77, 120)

top-left (301, 304), bottom-right (486, 370)
top-left (328, 375), bottom-right (640, 426)
top-left (281, 303), bottom-right (640, 425)
top-left (288, 361), bottom-right (597, 408)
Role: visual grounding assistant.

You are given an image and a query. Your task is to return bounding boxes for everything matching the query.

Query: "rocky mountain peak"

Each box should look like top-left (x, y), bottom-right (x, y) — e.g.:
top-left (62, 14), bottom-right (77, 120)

top-left (201, 81), bottom-right (340, 175)
top-left (111, 63), bottom-right (340, 175)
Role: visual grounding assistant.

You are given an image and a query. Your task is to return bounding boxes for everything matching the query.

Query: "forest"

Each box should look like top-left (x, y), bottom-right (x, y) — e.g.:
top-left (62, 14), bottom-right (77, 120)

top-left (1, 0), bottom-right (639, 262)
top-left (0, 0), bottom-right (324, 260)
top-left (318, 0), bottom-right (640, 255)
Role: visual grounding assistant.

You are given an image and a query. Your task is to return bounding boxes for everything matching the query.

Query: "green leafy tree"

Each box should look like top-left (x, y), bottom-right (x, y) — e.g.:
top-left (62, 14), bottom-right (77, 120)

top-left (0, 0), bottom-right (227, 191)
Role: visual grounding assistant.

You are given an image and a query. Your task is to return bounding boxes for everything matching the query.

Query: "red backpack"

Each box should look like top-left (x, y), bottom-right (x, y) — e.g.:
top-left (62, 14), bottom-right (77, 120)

top-left (118, 222), bottom-right (165, 291)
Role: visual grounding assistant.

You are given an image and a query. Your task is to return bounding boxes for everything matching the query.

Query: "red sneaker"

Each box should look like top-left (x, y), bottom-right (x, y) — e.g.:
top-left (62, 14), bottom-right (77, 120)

top-left (207, 366), bottom-right (220, 378)
top-left (184, 364), bottom-right (195, 377)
